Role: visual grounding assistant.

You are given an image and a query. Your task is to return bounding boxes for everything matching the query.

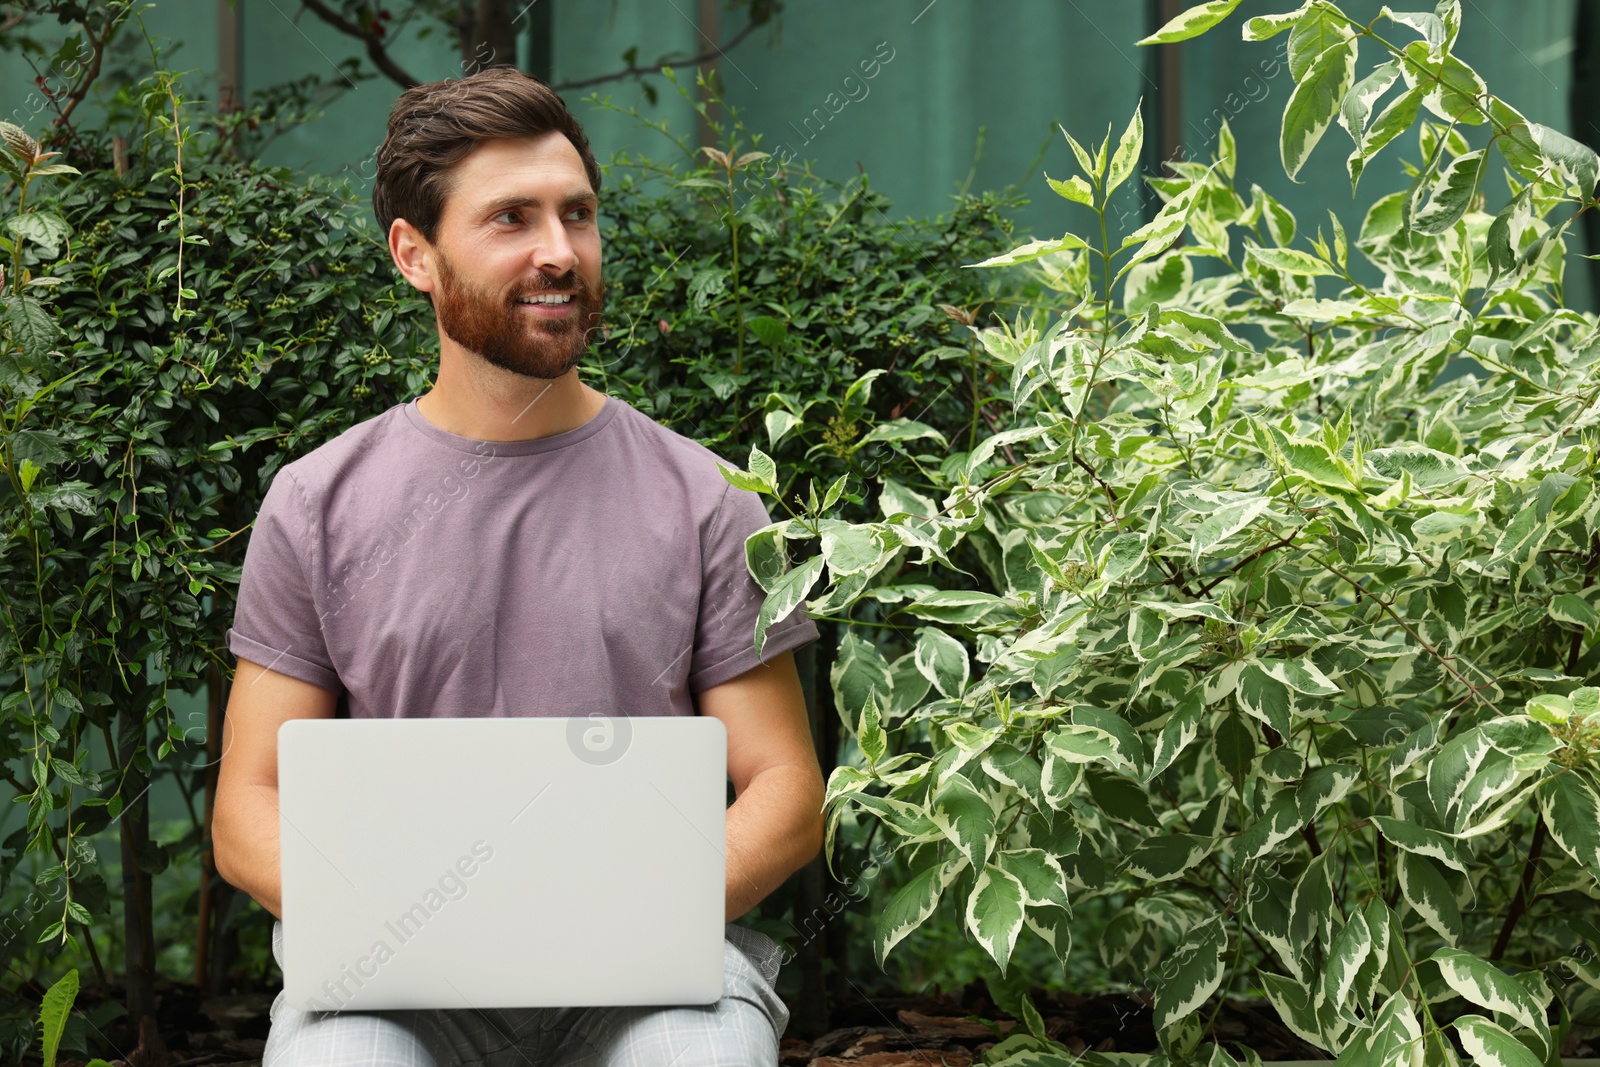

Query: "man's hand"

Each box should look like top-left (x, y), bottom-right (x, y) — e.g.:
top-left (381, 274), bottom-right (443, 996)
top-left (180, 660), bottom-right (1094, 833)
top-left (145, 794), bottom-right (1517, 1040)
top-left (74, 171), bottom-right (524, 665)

top-left (696, 649), bottom-right (825, 921)
top-left (212, 658), bottom-right (338, 920)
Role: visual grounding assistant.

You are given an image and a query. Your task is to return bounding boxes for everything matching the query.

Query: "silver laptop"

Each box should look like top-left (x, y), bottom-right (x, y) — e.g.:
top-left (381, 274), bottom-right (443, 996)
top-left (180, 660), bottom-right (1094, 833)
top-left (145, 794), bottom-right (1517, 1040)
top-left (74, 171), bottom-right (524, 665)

top-left (277, 715), bottom-right (727, 1012)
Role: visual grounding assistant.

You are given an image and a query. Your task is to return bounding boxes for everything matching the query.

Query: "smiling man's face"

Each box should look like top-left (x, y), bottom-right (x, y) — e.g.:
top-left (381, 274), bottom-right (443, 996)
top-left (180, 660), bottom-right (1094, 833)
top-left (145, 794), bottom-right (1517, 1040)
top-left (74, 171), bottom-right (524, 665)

top-left (427, 131), bottom-right (604, 380)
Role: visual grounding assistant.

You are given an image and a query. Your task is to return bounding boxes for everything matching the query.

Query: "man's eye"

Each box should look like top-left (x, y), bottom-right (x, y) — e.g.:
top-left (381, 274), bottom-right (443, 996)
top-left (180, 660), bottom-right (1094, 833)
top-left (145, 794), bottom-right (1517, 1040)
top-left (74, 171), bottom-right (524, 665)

top-left (567, 207), bottom-right (592, 222)
top-left (494, 210), bottom-right (521, 224)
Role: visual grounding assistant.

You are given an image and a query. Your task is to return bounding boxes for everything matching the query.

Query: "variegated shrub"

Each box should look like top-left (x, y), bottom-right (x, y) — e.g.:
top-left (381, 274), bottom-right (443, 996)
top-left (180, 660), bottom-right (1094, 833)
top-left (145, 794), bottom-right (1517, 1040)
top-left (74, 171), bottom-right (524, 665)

top-left (724, 2), bottom-right (1600, 1064)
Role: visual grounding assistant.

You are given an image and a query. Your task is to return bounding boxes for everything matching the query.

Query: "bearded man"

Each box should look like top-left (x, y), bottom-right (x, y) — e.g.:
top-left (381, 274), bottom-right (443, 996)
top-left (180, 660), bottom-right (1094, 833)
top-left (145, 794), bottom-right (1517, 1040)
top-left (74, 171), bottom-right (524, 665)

top-left (213, 67), bottom-right (823, 1067)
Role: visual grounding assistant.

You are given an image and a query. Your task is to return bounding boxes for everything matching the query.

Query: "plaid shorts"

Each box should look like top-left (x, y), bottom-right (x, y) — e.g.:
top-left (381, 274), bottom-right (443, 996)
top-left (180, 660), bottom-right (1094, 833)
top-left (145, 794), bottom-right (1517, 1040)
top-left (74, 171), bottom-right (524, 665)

top-left (263, 919), bottom-right (790, 1066)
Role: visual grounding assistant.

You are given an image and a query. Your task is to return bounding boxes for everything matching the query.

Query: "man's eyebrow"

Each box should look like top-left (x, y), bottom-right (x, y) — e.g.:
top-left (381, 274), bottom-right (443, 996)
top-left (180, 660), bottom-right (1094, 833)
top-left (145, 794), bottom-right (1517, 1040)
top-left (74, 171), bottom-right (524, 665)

top-left (480, 191), bottom-right (597, 215)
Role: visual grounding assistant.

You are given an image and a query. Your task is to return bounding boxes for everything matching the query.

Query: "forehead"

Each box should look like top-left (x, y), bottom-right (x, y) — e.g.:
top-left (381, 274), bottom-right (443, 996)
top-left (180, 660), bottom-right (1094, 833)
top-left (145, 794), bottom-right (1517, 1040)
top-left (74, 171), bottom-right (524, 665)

top-left (439, 132), bottom-right (594, 219)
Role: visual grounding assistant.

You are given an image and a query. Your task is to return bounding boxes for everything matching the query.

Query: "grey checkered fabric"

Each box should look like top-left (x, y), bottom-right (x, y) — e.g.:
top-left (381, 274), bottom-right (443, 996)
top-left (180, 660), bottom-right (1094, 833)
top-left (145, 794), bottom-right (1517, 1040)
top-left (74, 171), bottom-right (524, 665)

top-left (263, 920), bottom-right (790, 1066)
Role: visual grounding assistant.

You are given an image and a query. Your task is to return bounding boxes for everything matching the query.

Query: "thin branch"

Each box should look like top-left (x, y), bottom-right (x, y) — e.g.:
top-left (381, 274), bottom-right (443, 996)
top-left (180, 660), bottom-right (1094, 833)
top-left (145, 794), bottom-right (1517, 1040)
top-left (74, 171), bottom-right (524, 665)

top-left (298, 0), bottom-right (771, 94)
top-left (551, 13), bottom-right (770, 92)
top-left (1198, 534), bottom-right (1298, 597)
top-left (50, 11), bottom-right (120, 134)
top-left (297, 0), bottom-right (420, 89)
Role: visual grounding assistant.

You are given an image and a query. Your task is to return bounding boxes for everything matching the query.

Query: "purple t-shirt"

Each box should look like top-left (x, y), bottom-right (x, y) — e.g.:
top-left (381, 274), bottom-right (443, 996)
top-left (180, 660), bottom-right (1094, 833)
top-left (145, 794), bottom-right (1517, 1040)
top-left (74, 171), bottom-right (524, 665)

top-left (224, 394), bottom-right (820, 718)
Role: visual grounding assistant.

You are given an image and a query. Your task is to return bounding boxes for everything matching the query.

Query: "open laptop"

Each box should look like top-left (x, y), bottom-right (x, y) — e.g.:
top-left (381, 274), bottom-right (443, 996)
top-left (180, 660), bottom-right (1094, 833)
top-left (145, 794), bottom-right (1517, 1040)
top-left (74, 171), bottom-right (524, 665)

top-left (276, 715), bottom-right (727, 1012)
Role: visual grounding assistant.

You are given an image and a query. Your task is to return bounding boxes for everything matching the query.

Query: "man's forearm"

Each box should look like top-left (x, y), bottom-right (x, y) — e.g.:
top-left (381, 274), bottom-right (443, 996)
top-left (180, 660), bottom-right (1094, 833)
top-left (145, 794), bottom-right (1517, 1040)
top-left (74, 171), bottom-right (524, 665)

top-left (212, 782), bottom-right (285, 920)
top-left (724, 765), bottom-right (825, 921)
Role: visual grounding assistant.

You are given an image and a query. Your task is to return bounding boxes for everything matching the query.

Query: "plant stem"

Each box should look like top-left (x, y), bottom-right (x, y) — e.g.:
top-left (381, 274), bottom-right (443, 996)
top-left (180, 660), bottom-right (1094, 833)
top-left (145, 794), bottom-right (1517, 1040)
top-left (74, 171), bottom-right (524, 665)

top-left (1490, 815), bottom-right (1547, 961)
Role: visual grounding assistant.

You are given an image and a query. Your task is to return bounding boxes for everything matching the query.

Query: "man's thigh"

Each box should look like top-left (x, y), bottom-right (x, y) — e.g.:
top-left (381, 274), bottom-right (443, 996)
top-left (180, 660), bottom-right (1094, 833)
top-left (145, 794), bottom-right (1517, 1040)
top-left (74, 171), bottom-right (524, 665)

top-left (543, 925), bottom-right (790, 1067)
top-left (264, 920), bottom-right (548, 1067)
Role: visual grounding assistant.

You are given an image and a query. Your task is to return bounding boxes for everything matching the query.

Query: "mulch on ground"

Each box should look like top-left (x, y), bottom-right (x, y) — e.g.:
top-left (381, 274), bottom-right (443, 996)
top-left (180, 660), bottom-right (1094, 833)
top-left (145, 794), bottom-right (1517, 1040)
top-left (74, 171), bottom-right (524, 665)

top-left (55, 978), bottom-right (1326, 1067)
top-left (54, 977), bottom-right (1600, 1066)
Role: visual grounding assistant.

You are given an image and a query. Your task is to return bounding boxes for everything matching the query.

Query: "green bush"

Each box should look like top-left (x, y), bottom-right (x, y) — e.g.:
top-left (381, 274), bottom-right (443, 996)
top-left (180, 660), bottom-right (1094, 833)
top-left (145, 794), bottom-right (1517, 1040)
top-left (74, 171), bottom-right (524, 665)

top-left (739, 2), bottom-right (1600, 1062)
top-left (0, 73), bottom-right (431, 1020)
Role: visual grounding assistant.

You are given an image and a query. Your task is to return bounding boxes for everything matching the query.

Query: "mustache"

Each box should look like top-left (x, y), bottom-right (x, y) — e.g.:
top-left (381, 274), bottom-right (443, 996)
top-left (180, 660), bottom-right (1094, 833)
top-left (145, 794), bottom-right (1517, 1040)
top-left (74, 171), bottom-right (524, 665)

top-left (508, 272), bottom-right (597, 301)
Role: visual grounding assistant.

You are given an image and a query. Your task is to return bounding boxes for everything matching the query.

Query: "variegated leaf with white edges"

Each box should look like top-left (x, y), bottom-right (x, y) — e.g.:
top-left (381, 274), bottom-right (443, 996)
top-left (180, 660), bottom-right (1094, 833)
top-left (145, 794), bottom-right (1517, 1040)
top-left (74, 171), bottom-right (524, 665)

top-left (1453, 1014), bottom-right (1544, 1067)
top-left (1152, 914), bottom-right (1228, 1030)
top-left (873, 854), bottom-right (966, 966)
top-left (967, 863), bottom-right (1027, 974)
top-left (1432, 948), bottom-right (1548, 1053)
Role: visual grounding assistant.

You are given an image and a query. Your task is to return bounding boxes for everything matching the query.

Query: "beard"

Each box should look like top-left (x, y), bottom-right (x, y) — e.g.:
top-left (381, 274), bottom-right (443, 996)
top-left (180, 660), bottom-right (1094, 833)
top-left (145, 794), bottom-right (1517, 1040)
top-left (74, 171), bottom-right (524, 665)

top-left (432, 253), bottom-right (605, 380)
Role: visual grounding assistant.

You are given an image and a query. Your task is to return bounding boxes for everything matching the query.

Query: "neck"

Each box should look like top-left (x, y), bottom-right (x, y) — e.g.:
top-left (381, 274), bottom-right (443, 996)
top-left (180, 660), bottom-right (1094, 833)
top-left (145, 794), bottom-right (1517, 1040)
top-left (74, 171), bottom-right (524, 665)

top-left (416, 338), bottom-right (605, 442)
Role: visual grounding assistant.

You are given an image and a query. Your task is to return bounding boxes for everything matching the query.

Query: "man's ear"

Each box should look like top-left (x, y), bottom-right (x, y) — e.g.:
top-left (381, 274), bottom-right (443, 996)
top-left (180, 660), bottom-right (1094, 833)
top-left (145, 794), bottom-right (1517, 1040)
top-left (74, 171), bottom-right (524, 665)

top-left (389, 218), bottom-right (438, 295)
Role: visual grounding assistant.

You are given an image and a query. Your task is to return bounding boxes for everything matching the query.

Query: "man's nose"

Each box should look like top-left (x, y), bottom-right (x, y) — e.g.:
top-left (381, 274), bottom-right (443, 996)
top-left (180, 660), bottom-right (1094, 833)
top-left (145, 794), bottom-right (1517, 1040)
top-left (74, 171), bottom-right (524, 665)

top-left (529, 216), bottom-right (577, 275)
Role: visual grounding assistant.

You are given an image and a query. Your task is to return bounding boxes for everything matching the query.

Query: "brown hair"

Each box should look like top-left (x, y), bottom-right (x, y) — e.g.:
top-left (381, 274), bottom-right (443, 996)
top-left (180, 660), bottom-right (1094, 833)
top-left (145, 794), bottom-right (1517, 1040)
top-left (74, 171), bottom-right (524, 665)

top-left (373, 68), bottom-right (601, 243)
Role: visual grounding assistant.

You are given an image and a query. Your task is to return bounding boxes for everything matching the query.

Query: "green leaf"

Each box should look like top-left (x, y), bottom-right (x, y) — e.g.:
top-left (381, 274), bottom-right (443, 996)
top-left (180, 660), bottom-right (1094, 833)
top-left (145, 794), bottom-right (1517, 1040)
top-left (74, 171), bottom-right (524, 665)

top-left (1106, 103), bottom-right (1144, 195)
top-left (1349, 84), bottom-right (1425, 190)
top-left (1138, 0), bottom-right (1243, 44)
top-left (1046, 174), bottom-right (1094, 205)
top-left (1551, 594), bottom-right (1599, 628)
top-left (40, 969), bottom-right (78, 1067)
top-left (967, 863), bottom-right (1028, 974)
top-left (764, 409), bottom-right (801, 449)
top-left (931, 772), bottom-right (997, 868)
top-left (1242, 11), bottom-right (1301, 40)
top-left (819, 520), bottom-right (884, 577)
top-left (1370, 815), bottom-right (1469, 873)
top-left (752, 554), bottom-right (823, 658)
top-left (857, 418), bottom-right (948, 447)
top-left (1190, 496), bottom-right (1270, 565)
top-left (1281, 33), bottom-right (1356, 180)
top-left (915, 627), bottom-right (969, 699)
top-left (993, 848), bottom-right (1070, 908)
top-left (6, 211), bottom-right (71, 259)
top-left (969, 235), bottom-right (1088, 269)
top-left (1125, 834), bottom-right (1212, 882)
top-left (1245, 245), bottom-right (1341, 277)
top-left (1540, 771), bottom-right (1600, 871)
top-left (1118, 180), bottom-right (1206, 273)
top-left (717, 462), bottom-right (769, 495)
top-left (1453, 1015), bottom-right (1545, 1067)
top-left (1322, 908), bottom-right (1371, 1014)
top-left (1433, 948), bottom-right (1547, 1044)
top-left (1339, 61), bottom-right (1402, 146)
top-left (1148, 688), bottom-right (1204, 780)
top-left (982, 745), bottom-right (1046, 811)
top-left (874, 856), bottom-right (963, 966)
top-left (6, 293), bottom-right (58, 362)
top-left (747, 445), bottom-right (778, 491)
top-left (1529, 121), bottom-right (1599, 195)
top-left (1152, 914), bottom-right (1227, 1029)
top-left (1237, 791), bottom-right (1302, 863)
top-left (1412, 148), bottom-right (1486, 235)
top-left (1085, 769), bottom-right (1161, 828)
top-left (1398, 851), bottom-right (1462, 945)
top-left (1264, 657), bottom-right (1340, 697)
top-left (746, 314), bottom-right (787, 347)
top-left (1237, 662), bottom-right (1293, 738)
top-left (831, 630), bottom-right (893, 724)
top-left (1364, 992), bottom-right (1424, 1066)
top-left (857, 693), bottom-right (887, 767)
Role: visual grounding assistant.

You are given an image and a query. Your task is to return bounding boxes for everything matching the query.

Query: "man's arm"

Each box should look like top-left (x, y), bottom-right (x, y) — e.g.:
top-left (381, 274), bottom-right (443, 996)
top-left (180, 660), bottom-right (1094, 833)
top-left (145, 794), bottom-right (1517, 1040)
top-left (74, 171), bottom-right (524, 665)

top-left (211, 658), bottom-right (338, 920)
top-left (696, 648), bottom-right (825, 922)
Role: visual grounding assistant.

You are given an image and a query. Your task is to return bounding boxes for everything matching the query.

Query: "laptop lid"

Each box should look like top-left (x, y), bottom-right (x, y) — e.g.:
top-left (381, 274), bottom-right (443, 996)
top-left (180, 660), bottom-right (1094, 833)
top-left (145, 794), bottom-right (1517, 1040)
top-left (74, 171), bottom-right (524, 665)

top-left (277, 715), bottom-right (727, 1011)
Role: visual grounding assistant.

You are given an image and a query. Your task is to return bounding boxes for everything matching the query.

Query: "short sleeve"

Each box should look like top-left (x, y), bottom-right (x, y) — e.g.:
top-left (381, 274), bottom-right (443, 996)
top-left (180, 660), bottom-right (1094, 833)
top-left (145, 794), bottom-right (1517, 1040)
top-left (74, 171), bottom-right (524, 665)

top-left (688, 483), bottom-right (821, 692)
top-left (224, 468), bottom-right (345, 695)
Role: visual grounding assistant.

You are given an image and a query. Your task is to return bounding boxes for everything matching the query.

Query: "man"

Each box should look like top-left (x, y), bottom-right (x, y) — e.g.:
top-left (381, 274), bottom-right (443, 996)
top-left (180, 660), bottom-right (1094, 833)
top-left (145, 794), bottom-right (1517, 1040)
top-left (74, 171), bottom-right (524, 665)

top-left (212, 67), bottom-right (825, 1067)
